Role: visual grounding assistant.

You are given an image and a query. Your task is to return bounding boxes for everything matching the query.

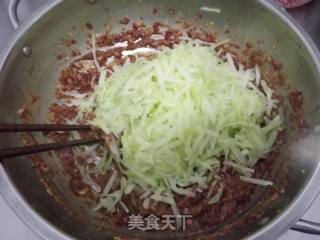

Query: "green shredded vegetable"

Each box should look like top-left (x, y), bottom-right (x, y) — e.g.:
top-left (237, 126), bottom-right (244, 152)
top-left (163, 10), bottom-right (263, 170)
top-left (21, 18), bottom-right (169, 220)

top-left (79, 42), bottom-right (282, 218)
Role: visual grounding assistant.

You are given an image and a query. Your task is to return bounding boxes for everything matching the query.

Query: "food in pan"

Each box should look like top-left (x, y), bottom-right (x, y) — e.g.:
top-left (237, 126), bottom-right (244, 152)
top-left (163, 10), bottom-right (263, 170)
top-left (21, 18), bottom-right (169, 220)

top-left (37, 19), bottom-right (305, 231)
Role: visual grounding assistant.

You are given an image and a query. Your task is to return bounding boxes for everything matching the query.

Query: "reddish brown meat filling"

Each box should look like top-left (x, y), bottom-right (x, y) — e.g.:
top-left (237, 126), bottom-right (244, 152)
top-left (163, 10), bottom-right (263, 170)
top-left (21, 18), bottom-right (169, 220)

top-left (34, 20), bottom-right (305, 232)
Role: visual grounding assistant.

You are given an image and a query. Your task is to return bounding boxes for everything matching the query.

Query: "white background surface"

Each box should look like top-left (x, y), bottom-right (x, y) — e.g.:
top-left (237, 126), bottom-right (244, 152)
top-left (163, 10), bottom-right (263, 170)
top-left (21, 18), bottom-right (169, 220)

top-left (0, 0), bottom-right (319, 239)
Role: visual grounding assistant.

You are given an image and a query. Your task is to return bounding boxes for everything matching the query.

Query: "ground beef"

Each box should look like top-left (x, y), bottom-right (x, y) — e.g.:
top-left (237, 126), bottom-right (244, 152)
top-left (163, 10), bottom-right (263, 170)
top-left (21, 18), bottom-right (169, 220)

top-left (55, 148), bottom-right (93, 198)
top-left (289, 90), bottom-right (303, 112)
top-left (85, 22), bottom-right (93, 30)
top-left (187, 28), bottom-right (217, 43)
top-left (59, 63), bottom-right (98, 93)
top-left (48, 104), bottom-right (77, 124)
top-left (99, 151), bottom-right (277, 230)
top-left (62, 37), bottom-right (77, 47)
top-left (120, 17), bottom-right (130, 25)
top-left (45, 131), bottom-right (70, 143)
top-left (18, 104), bottom-right (35, 124)
top-left (288, 91), bottom-right (308, 135)
top-left (41, 20), bottom-right (305, 233)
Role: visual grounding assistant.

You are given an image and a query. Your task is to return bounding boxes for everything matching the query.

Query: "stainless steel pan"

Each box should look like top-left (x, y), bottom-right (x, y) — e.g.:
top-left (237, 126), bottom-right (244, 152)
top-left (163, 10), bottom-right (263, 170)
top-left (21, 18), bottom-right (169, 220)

top-left (1, 0), bottom-right (320, 239)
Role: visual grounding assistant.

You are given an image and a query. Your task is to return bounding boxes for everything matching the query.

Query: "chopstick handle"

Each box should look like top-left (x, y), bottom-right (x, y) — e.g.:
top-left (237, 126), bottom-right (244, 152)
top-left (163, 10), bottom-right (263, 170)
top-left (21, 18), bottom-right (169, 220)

top-left (0, 138), bottom-right (101, 159)
top-left (0, 124), bottom-right (92, 132)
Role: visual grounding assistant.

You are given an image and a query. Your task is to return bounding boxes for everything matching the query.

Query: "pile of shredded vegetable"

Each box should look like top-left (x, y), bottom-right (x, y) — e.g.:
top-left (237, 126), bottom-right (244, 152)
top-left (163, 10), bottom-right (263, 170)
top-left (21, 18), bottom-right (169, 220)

top-left (78, 42), bottom-right (282, 223)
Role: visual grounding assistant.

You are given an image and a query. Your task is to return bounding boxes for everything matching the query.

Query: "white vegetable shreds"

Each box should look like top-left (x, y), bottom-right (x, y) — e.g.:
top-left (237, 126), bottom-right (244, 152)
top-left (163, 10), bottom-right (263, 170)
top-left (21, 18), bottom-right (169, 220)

top-left (200, 6), bottom-right (222, 13)
top-left (79, 43), bottom-right (282, 216)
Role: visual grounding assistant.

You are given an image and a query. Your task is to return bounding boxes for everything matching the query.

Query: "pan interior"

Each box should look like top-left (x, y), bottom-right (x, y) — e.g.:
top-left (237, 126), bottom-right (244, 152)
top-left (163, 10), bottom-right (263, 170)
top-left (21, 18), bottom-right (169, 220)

top-left (0, 0), bottom-right (320, 239)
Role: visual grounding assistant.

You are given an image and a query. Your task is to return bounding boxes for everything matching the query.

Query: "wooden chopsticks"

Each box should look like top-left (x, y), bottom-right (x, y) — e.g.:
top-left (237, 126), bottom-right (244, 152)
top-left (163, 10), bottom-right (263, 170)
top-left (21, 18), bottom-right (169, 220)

top-left (0, 124), bottom-right (102, 159)
top-left (0, 138), bottom-right (101, 159)
top-left (0, 124), bottom-right (92, 132)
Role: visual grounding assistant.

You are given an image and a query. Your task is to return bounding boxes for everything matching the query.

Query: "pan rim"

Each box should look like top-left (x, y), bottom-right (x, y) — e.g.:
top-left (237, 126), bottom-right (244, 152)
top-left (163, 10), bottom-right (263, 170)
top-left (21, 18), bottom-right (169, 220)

top-left (0, 0), bottom-right (319, 239)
